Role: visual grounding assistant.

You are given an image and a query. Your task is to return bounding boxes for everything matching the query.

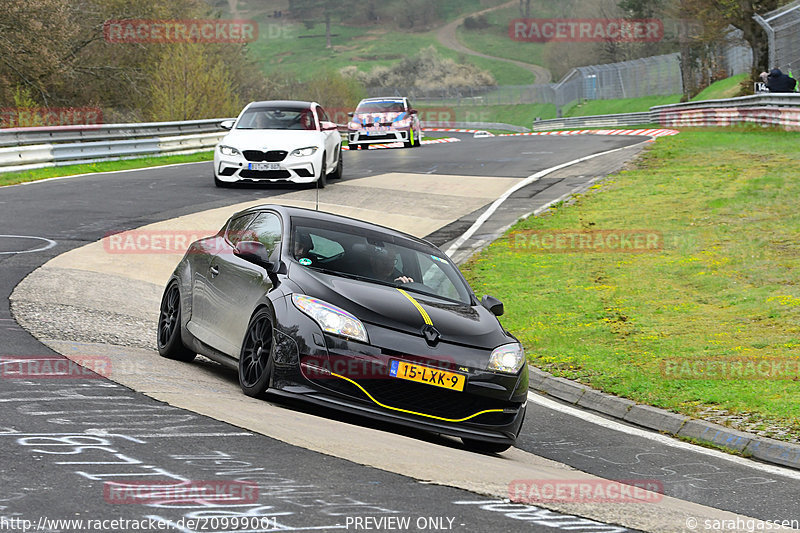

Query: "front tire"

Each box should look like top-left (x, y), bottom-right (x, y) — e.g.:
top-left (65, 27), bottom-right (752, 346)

top-left (157, 282), bottom-right (196, 362)
top-left (330, 147), bottom-right (343, 179)
top-left (462, 438), bottom-right (512, 454)
top-left (238, 308), bottom-right (275, 397)
top-left (316, 154), bottom-right (327, 188)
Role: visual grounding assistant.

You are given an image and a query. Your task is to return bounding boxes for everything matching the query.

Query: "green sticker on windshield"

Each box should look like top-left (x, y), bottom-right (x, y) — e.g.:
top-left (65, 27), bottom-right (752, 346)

top-left (299, 258), bottom-right (312, 266)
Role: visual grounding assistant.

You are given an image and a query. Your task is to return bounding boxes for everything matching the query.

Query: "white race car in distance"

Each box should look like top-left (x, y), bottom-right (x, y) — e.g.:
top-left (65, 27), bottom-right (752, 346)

top-left (214, 100), bottom-right (343, 188)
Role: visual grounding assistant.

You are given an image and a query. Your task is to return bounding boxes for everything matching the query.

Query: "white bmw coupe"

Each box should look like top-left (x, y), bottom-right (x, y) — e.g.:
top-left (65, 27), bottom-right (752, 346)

top-left (214, 100), bottom-right (343, 188)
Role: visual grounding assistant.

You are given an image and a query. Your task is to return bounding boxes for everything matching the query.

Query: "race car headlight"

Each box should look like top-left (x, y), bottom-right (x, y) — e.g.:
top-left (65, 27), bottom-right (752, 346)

top-left (487, 343), bottom-right (525, 374)
top-left (218, 145), bottom-right (240, 156)
top-left (292, 294), bottom-right (368, 343)
top-left (290, 146), bottom-right (319, 157)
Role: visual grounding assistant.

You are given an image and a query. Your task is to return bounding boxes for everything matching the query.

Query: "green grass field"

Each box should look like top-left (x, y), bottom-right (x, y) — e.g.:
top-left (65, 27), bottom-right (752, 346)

top-left (461, 127), bottom-right (800, 441)
top-left (0, 151), bottom-right (213, 187)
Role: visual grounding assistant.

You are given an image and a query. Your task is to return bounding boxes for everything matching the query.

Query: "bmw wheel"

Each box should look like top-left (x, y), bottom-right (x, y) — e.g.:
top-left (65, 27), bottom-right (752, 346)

top-left (157, 281), bottom-right (196, 362)
top-left (239, 308), bottom-right (275, 397)
top-left (330, 147), bottom-right (343, 179)
top-left (316, 153), bottom-right (327, 188)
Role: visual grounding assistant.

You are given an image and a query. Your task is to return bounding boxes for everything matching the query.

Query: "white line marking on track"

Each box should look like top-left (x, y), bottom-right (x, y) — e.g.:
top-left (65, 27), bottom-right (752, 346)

top-left (445, 139), bottom-right (652, 257)
top-left (0, 235), bottom-right (57, 254)
top-left (527, 391), bottom-right (800, 481)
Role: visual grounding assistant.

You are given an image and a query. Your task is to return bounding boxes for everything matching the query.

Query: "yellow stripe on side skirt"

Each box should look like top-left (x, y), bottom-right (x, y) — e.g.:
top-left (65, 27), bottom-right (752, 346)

top-left (397, 288), bottom-right (432, 325)
top-left (331, 372), bottom-right (504, 423)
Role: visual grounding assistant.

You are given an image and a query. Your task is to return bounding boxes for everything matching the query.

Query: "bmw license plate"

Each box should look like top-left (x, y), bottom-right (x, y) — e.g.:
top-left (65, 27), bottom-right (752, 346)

top-left (389, 360), bottom-right (465, 392)
top-left (248, 163), bottom-right (280, 171)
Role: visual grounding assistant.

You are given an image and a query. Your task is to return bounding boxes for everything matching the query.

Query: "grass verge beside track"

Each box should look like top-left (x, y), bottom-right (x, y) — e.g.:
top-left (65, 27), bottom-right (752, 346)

top-left (0, 151), bottom-right (214, 187)
top-left (462, 127), bottom-right (800, 442)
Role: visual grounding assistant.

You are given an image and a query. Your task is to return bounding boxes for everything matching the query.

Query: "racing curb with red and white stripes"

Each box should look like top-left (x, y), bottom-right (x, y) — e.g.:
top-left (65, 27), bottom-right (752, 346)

top-left (342, 137), bottom-right (461, 151)
top-left (342, 128), bottom-right (680, 151)
top-left (426, 127), bottom-right (680, 138)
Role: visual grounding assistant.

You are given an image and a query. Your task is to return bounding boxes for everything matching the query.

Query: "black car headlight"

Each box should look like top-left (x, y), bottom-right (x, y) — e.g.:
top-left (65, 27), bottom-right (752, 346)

top-left (291, 294), bottom-right (368, 343)
top-left (487, 343), bottom-right (525, 374)
top-left (219, 145), bottom-right (241, 156)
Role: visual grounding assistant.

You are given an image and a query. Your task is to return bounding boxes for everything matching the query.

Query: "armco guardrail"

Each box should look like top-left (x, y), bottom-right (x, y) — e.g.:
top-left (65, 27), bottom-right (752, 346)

top-left (532, 93), bottom-right (800, 131)
top-left (0, 118), bottom-right (530, 174)
top-left (0, 118), bottom-right (234, 173)
top-left (532, 112), bottom-right (655, 131)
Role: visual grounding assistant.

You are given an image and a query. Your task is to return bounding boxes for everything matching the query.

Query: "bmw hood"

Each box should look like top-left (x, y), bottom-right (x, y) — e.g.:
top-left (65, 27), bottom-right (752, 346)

top-left (289, 266), bottom-right (512, 350)
top-left (220, 129), bottom-right (324, 150)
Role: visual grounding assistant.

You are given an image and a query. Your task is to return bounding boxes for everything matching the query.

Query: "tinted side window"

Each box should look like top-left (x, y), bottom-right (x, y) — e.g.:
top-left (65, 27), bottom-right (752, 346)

top-left (248, 212), bottom-right (283, 257)
top-left (225, 214), bottom-right (257, 247)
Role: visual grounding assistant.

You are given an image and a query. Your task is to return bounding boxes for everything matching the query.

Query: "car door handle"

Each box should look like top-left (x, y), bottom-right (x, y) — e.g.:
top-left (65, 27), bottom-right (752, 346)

top-left (209, 265), bottom-right (220, 278)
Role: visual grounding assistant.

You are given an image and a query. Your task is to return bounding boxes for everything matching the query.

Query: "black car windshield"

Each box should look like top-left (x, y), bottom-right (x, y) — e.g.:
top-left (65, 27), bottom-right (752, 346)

top-left (291, 217), bottom-right (472, 304)
top-left (355, 100), bottom-right (405, 113)
top-left (236, 106), bottom-right (316, 130)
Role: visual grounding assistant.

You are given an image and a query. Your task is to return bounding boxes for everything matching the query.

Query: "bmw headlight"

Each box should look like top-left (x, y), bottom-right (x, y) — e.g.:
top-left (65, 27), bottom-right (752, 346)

top-left (290, 146), bottom-right (319, 157)
top-left (487, 343), bottom-right (525, 374)
top-left (291, 294), bottom-right (368, 343)
top-left (219, 145), bottom-right (241, 156)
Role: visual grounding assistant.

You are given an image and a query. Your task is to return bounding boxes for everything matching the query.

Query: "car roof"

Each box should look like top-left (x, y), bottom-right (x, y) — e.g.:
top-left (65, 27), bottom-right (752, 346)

top-left (245, 100), bottom-right (317, 109)
top-left (358, 97), bottom-right (406, 103)
top-left (233, 204), bottom-right (434, 248)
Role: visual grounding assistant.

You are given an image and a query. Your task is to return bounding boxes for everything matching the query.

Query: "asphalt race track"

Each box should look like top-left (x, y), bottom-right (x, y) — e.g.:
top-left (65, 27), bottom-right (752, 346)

top-left (1, 133), bottom-right (799, 533)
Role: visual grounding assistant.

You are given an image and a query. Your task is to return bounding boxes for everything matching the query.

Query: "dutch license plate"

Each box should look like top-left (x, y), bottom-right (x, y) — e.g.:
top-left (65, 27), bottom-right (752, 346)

top-left (389, 360), bottom-right (465, 392)
top-left (248, 163), bottom-right (280, 171)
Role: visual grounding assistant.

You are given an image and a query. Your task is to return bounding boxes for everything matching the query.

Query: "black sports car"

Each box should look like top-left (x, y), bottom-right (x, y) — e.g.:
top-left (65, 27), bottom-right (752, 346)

top-left (157, 205), bottom-right (528, 452)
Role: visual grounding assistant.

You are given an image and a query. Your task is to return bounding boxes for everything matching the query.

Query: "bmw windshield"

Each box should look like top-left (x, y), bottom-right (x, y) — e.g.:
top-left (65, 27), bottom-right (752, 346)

top-left (236, 106), bottom-right (316, 130)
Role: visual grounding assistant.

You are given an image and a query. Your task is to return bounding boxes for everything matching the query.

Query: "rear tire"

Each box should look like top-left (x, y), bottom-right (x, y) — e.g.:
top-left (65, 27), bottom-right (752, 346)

top-left (461, 438), bottom-right (512, 454)
top-left (157, 282), bottom-right (196, 362)
top-left (238, 308), bottom-right (275, 397)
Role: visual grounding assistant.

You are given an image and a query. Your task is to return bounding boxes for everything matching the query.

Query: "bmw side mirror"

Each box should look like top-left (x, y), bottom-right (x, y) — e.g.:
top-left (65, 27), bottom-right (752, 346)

top-left (234, 241), bottom-right (274, 271)
top-left (219, 119), bottom-right (235, 130)
top-left (481, 295), bottom-right (504, 317)
top-left (321, 121), bottom-right (338, 131)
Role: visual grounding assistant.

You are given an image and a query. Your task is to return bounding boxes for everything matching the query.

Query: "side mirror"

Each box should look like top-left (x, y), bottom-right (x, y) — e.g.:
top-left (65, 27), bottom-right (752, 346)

top-left (234, 241), bottom-right (274, 271)
top-left (347, 112), bottom-right (354, 118)
top-left (321, 121), bottom-right (338, 131)
top-left (409, 109), bottom-right (418, 114)
top-left (481, 295), bottom-right (504, 317)
top-left (219, 119), bottom-right (235, 130)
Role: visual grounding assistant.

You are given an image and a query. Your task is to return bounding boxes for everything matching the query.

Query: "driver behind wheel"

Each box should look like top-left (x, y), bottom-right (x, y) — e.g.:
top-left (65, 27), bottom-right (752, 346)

top-left (368, 244), bottom-right (413, 284)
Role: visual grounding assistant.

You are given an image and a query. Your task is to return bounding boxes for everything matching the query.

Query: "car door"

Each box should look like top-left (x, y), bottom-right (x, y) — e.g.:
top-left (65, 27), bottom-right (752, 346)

top-left (206, 211), bottom-right (283, 357)
top-left (188, 213), bottom-right (257, 350)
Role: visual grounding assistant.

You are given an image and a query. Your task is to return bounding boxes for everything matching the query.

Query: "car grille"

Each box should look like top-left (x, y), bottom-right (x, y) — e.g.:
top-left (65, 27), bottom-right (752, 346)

top-left (243, 150), bottom-right (288, 162)
top-left (239, 169), bottom-right (291, 179)
top-left (360, 134), bottom-right (395, 141)
top-left (317, 374), bottom-right (517, 423)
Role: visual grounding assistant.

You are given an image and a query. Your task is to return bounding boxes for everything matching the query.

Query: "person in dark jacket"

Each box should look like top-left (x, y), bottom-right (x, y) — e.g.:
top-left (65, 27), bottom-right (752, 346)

top-left (766, 68), bottom-right (797, 92)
